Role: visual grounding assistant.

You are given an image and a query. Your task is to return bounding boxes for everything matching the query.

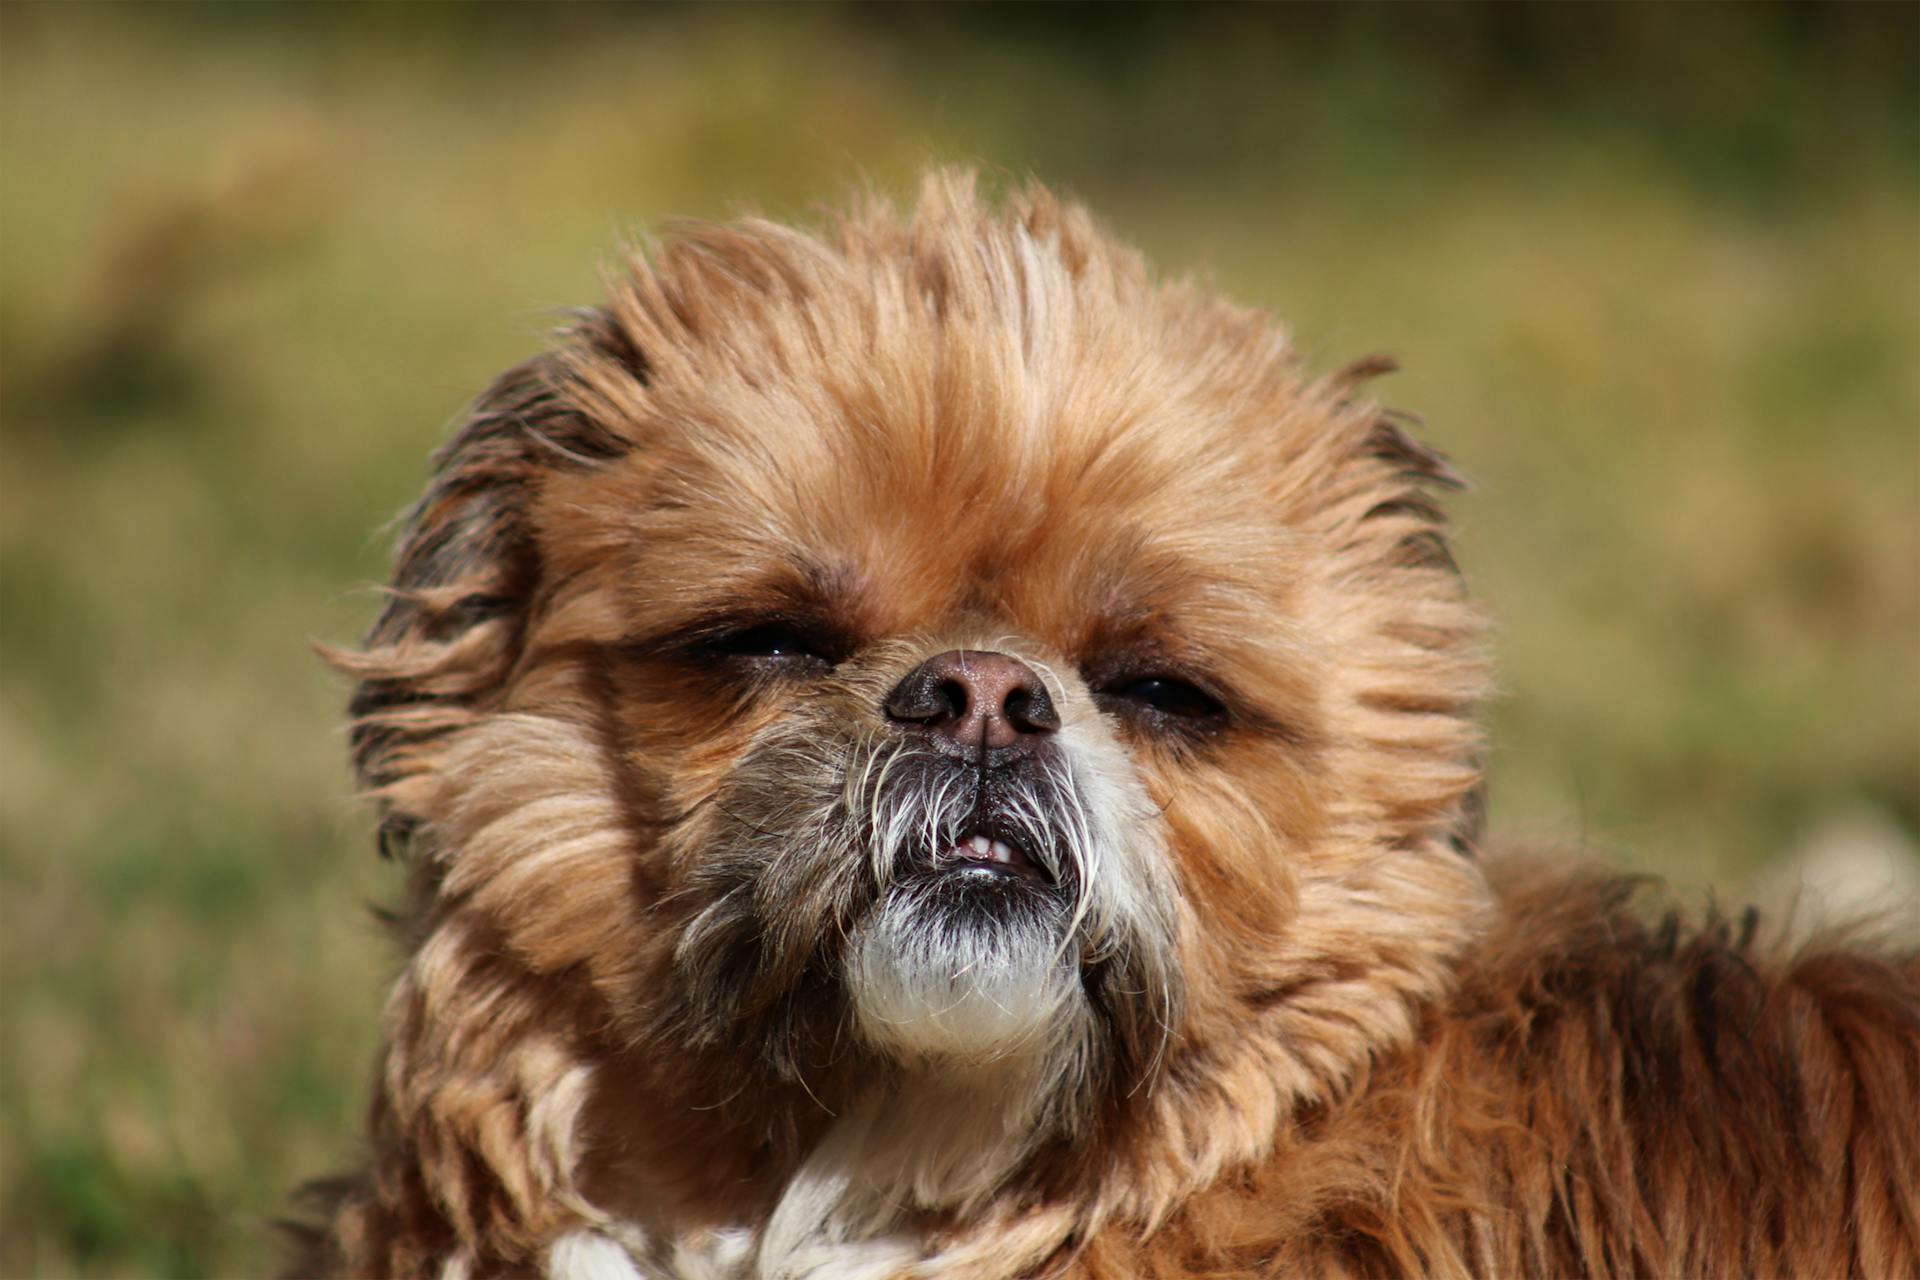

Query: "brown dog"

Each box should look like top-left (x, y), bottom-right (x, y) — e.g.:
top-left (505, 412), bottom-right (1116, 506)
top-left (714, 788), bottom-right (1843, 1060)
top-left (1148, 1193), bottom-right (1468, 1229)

top-left (301, 172), bottom-right (1919, 1278)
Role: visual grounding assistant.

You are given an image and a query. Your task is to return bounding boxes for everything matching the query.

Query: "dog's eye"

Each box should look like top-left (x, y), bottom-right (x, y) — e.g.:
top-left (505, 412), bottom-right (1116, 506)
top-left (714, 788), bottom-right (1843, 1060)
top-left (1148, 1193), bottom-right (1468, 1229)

top-left (708, 623), bottom-right (839, 670)
top-left (1099, 675), bottom-right (1226, 722)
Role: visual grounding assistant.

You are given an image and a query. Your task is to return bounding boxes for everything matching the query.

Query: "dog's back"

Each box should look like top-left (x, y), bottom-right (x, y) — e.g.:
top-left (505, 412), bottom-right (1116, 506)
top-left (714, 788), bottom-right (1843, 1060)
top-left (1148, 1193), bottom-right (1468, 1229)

top-left (1089, 865), bottom-right (1920, 1278)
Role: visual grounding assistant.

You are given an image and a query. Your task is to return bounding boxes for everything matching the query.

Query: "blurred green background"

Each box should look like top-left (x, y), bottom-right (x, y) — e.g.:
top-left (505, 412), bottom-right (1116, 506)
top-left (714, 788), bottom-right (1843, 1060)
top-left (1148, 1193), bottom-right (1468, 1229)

top-left (3, 4), bottom-right (1915, 1275)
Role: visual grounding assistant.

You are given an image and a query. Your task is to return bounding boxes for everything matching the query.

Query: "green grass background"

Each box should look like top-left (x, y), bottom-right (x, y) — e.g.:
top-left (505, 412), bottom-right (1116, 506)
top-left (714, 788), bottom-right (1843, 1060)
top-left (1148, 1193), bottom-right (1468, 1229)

top-left (3, 5), bottom-right (1915, 1275)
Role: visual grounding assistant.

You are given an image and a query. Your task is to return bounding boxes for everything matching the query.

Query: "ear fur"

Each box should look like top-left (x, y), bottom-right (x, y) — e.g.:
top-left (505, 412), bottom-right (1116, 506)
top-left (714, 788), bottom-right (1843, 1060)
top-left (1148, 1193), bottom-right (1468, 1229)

top-left (323, 318), bottom-right (639, 864)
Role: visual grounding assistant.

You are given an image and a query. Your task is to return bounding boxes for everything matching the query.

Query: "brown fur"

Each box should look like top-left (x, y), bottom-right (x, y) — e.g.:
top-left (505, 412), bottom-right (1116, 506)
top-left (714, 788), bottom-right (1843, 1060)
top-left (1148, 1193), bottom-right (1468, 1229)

top-left (297, 172), bottom-right (1920, 1279)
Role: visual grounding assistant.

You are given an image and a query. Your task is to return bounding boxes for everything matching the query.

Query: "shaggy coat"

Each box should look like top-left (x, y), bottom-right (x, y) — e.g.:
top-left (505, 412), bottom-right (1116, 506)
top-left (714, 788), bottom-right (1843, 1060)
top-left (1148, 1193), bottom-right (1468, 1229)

top-left (298, 173), bottom-right (1920, 1279)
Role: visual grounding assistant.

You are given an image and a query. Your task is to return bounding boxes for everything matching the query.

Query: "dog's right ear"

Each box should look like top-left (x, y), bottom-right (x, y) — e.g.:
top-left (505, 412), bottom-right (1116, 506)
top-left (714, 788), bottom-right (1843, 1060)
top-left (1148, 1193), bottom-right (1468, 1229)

top-left (323, 312), bottom-right (643, 861)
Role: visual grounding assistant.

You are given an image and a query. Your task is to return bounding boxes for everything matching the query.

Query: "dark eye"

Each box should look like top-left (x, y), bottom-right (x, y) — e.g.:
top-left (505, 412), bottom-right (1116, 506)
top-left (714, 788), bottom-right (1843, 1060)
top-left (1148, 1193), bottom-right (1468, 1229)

top-left (708, 622), bottom-right (839, 670)
top-left (1099, 675), bottom-right (1226, 722)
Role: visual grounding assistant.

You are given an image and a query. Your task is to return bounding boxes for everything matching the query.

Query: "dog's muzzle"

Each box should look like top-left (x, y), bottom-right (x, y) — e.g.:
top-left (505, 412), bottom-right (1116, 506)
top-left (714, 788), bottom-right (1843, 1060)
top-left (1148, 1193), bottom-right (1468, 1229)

top-left (877, 650), bottom-right (1073, 893)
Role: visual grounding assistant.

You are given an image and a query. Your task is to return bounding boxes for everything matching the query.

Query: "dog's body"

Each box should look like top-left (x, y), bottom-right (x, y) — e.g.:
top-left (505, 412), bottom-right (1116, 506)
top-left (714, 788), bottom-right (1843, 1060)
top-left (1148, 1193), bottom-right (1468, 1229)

top-left (302, 174), bottom-right (1919, 1278)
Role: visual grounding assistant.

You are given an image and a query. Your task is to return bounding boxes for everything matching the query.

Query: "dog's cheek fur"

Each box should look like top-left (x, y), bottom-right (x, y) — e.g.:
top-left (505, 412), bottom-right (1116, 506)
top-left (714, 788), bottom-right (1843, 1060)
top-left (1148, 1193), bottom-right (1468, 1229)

top-left (661, 725), bottom-right (872, 1087)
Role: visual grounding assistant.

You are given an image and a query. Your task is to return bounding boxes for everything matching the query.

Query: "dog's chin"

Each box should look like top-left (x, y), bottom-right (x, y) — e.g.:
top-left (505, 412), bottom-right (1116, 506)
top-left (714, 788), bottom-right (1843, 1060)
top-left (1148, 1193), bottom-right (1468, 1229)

top-left (849, 867), bottom-right (1088, 1067)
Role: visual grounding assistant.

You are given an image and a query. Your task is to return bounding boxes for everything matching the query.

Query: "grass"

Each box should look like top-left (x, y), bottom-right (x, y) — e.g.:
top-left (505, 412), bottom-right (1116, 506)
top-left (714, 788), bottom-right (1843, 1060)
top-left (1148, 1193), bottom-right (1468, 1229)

top-left (2, 6), bottom-right (1915, 1275)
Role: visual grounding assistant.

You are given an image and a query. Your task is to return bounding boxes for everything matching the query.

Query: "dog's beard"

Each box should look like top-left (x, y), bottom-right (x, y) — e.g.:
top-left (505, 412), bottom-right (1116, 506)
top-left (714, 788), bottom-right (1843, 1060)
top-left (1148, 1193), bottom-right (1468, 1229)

top-left (672, 711), bottom-right (1182, 1105)
top-left (848, 746), bottom-right (1095, 1065)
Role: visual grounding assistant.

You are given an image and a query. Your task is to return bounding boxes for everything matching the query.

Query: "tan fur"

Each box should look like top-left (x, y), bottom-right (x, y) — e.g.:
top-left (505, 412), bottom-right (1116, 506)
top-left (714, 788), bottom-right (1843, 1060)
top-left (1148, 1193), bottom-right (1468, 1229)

top-left (296, 172), bottom-right (1920, 1278)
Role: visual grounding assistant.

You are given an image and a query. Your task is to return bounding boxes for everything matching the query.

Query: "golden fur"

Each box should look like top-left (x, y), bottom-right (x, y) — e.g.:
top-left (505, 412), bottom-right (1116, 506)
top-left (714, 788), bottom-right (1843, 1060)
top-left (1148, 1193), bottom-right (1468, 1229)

top-left (297, 172), bottom-right (1920, 1278)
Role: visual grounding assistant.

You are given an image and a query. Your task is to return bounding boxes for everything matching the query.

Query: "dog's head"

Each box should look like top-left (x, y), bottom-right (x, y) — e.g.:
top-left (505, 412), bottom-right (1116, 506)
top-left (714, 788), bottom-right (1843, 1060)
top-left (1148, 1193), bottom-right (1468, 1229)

top-left (342, 173), bottom-right (1489, 1229)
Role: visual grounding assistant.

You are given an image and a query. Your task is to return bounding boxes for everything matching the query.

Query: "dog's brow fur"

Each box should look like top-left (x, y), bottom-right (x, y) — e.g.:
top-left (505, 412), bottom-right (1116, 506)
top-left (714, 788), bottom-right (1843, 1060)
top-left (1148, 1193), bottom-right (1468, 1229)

top-left (297, 170), bottom-right (1920, 1279)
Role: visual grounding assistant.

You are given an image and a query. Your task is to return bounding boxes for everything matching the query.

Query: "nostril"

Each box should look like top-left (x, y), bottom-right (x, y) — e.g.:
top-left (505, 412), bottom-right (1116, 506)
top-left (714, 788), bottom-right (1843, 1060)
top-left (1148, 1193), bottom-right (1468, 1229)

top-left (1005, 684), bottom-right (1060, 734)
top-left (937, 679), bottom-right (970, 723)
top-left (886, 670), bottom-right (970, 727)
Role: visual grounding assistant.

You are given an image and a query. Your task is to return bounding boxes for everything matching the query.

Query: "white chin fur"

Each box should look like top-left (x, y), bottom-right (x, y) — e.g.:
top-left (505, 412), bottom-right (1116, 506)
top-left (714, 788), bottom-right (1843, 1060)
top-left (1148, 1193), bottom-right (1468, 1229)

top-left (848, 891), bottom-right (1081, 1064)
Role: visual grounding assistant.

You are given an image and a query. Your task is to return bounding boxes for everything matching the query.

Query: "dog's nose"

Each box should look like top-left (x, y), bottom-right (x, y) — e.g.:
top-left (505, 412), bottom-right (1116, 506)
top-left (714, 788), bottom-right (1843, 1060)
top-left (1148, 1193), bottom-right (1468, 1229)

top-left (885, 650), bottom-right (1060, 752)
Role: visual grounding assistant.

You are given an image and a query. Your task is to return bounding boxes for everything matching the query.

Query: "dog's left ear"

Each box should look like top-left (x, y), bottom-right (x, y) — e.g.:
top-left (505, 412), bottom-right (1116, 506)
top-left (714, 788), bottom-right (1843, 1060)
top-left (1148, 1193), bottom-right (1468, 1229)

top-left (324, 313), bottom-right (642, 861)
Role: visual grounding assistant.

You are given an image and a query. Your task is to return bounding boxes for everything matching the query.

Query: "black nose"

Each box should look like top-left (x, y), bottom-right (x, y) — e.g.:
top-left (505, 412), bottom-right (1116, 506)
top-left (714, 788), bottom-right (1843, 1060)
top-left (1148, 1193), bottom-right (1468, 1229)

top-left (885, 650), bottom-right (1060, 753)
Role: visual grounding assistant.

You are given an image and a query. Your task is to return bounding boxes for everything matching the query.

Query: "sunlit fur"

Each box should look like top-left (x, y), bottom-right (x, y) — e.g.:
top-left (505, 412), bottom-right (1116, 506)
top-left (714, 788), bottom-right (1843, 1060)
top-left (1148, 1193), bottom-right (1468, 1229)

top-left (295, 172), bottom-right (1919, 1279)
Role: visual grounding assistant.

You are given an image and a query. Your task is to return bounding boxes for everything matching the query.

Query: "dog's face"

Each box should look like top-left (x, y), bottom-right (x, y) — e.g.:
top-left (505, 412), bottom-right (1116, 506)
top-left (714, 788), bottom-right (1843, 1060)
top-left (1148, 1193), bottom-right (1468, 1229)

top-left (347, 177), bottom-right (1490, 1230)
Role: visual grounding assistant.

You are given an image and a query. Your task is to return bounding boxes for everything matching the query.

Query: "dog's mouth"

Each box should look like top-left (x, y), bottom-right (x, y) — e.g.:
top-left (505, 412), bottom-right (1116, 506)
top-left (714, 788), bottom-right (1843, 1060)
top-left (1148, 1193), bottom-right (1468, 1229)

top-left (936, 827), bottom-right (1050, 885)
top-left (862, 750), bottom-right (1073, 896)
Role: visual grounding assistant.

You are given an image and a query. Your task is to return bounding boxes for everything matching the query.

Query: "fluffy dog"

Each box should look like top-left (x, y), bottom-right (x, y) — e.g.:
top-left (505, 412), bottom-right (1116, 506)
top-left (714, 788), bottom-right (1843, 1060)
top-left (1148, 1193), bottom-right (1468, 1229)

top-left (301, 172), bottom-right (1920, 1278)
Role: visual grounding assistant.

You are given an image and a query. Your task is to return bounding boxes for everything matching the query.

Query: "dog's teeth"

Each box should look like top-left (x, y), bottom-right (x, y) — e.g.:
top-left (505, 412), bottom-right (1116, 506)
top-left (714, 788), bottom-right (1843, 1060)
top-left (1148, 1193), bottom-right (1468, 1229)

top-left (947, 833), bottom-right (1022, 866)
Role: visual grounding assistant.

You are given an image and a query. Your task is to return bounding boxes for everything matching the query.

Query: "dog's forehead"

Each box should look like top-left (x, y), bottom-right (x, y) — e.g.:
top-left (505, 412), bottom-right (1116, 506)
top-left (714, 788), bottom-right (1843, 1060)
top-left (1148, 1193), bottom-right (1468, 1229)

top-left (596, 360), bottom-right (1319, 653)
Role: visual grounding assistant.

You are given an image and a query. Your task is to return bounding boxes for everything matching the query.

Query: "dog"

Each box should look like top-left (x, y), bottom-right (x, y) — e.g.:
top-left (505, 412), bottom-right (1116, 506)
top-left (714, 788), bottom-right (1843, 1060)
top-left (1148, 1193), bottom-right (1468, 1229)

top-left (299, 171), bottom-right (1919, 1278)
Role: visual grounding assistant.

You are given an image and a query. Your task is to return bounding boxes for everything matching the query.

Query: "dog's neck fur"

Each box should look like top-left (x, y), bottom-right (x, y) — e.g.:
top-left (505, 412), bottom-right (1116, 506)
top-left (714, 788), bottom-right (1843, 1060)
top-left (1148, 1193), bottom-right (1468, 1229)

top-left (556, 1030), bottom-right (1098, 1278)
top-left (559, 984), bottom-right (1456, 1280)
top-left (756, 1061), bottom-right (1057, 1275)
